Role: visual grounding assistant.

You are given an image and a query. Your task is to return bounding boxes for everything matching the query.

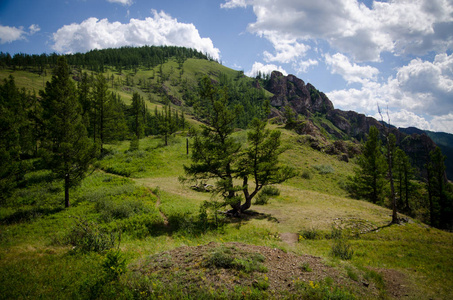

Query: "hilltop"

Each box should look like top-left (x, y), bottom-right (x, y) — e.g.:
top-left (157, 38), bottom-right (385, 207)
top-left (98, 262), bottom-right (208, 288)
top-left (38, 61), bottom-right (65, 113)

top-left (0, 46), bottom-right (452, 299)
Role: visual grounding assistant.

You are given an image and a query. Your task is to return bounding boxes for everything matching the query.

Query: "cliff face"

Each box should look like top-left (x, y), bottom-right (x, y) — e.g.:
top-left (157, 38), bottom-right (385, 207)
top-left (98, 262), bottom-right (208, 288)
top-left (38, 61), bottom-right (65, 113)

top-left (265, 71), bottom-right (440, 178)
top-left (266, 71), bottom-right (333, 116)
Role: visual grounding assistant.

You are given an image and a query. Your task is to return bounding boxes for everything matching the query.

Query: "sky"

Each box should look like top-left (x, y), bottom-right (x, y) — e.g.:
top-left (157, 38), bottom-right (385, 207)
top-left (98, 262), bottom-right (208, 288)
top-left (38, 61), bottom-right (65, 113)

top-left (1, 0), bottom-right (452, 133)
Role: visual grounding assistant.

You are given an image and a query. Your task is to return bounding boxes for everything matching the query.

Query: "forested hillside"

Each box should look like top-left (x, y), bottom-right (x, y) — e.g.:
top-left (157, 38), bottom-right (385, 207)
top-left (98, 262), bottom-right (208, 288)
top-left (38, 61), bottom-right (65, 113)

top-left (1, 46), bottom-right (452, 299)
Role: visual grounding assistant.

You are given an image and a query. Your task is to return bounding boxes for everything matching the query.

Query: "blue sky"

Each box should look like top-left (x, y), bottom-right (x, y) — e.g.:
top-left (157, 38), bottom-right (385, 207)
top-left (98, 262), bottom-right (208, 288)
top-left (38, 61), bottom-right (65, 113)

top-left (1, 0), bottom-right (453, 133)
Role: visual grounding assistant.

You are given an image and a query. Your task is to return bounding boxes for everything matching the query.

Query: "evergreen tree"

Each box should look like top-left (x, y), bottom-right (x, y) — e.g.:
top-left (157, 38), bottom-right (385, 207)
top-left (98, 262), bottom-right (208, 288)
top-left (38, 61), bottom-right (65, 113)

top-left (348, 126), bottom-right (387, 204)
top-left (0, 76), bottom-right (29, 202)
top-left (394, 148), bottom-right (415, 213)
top-left (237, 118), bottom-right (296, 212)
top-left (386, 133), bottom-right (398, 224)
top-left (92, 72), bottom-right (109, 152)
top-left (183, 77), bottom-right (294, 214)
top-left (40, 57), bottom-right (97, 208)
top-left (129, 92), bottom-right (145, 148)
top-left (426, 147), bottom-right (452, 228)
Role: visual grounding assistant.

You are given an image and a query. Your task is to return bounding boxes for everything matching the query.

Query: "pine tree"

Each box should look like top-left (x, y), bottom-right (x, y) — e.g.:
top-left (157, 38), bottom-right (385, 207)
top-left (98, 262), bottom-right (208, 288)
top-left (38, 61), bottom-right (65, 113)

top-left (237, 118), bottom-right (296, 212)
top-left (129, 92), bottom-right (145, 149)
top-left (0, 76), bottom-right (29, 203)
top-left (394, 148), bottom-right (415, 213)
top-left (426, 147), bottom-right (452, 228)
top-left (183, 77), bottom-right (295, 214)
top-left (348, 126), bottom-right (387, 204)
top-left (40, 57), bottom-right (97, 208)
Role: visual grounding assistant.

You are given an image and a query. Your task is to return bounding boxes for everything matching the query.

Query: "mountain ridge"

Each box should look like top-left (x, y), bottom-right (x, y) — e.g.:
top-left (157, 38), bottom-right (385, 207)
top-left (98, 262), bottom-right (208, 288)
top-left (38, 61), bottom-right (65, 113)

top-left (263, 71), bottom-right (443, 179)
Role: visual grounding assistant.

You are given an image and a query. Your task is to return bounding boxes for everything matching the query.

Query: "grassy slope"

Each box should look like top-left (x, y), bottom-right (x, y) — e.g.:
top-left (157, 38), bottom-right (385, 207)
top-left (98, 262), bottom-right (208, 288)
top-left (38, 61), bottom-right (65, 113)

top-left (1, 62), bottom-right (452, 299)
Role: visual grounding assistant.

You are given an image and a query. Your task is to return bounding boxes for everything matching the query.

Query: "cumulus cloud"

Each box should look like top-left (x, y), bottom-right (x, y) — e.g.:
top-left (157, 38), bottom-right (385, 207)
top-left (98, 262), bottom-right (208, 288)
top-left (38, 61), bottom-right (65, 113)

top-left (294, 59), bottom-right (318, 73)
top-left (220, 0), bottom-right (247, 9)
top-left (107, 0), bottom-right (133, 6)
top-left (222, 0), bottom-right (453, 62)
top-left (262, 33), bottom-right (310, 63)
top-left (51, 10), bottom-right (220, 60)
top-left (246, 62), bottom-right (288, 77)
top-left (327, 53), bottom-right (453, 133)
top-left (325, 53), bottom-right (379, 84)
top-left (431, 114), bottom-right (453, 133)
top-left (0, 24), bottom-right (40, 44)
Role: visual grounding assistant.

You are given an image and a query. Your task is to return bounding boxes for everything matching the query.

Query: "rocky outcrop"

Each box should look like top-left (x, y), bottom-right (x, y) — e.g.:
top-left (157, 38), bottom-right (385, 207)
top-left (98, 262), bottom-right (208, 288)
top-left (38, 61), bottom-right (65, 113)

top-left (264, 72), bottom-right (443, 178)
top-left (266, 71), bottom-right (333, 116)
top-left (326, 109), bottom-right (383, 141)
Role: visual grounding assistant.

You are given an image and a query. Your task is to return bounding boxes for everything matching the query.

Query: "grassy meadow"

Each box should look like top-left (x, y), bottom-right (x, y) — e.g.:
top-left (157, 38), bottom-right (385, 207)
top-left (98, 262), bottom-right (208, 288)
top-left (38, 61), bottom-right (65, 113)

top-left (1, 129), bottom-right (452, 299)
top-left (1, 58), bottom-right (452, 299)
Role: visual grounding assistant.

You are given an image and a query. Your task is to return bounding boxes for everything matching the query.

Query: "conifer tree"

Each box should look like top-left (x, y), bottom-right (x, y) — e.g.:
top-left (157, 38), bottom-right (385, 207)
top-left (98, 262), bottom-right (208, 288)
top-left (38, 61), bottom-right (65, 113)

top-left (0, 76), bottom-right (28, 202)
top-left (426, 147), bottom-right (452, 228)
top-left (40, 57), bottom-right (97, 208)
top-left (183, 76), bottom-right (295, 214)
top-left (394, 148), bottom-right (415, 213)
top-left (348, 126), bottom-right (387, 204)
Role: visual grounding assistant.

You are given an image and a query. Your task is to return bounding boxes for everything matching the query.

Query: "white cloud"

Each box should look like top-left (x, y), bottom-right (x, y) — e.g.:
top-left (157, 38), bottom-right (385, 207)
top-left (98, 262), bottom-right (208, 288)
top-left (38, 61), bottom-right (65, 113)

top-left (224, 0), bottom-right (453, 62)
top-left (220, 0), bottom-right (248, 9)
top-left (293, 59), bottom-right (318, 73)
top-left (107, 0), bottom-right (133, 6)
top-left (0, 25), bottom-right (26, 44)
top-left (262, 33), bottom-right (310, 63)
top-left (377, 109), bottom-right (432, 131)
top-left (51, 10), bottom-right (220, 60)
top-left (0, 24), bottom-right (40, 44)
top-left (28, 24), bottom-right (40, 35)
top-left (327, 53), bottom-right (453, 133)
top-left (246, 62), bottom-right (287, 77)
top-left (431, 114), bottom-right (453, 133)
top-left (325, 53), bottom-right (379, 84)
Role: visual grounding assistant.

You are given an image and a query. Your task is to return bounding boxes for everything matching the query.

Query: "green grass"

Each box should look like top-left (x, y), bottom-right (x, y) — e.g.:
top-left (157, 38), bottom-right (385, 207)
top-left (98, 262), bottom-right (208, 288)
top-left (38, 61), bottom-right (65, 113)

top-left (1, 63), bottom-right (452, 298)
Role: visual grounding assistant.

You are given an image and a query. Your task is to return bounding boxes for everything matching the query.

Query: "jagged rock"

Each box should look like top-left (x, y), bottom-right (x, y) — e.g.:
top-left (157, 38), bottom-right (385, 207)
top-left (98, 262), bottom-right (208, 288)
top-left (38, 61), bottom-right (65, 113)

top-left (263, 72), bottom-right (441, 179)
top-left (266, 71), bottom-right (333, 116)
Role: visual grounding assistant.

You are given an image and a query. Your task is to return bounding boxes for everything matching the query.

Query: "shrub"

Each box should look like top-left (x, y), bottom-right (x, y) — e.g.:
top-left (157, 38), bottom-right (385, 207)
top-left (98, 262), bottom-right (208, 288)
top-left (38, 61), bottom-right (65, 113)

top-left (299, 227), bottom-right (321, 240)
top-left (261, 186), bottom-right (280, 196)
top-left (102, 250), bottom-right (127, 281)
top-left (313, 164), bottom-right (335, 175)
top-left (329, 225), bottom-right (354, 260)
top-left (300, 262), bottom-right (312, 272)
top-left (255, 186), bottom-right (280, 205)
top-left (66, 218), bottom-right (117, 252)
top-left (202, 246), bottom-right (267, 273)
top-left (301, 170), bottom-right (312, 179)
top-left (331, 238), bottom-right (354, 260)
top-left (254, 193), bottom-right (270, 205)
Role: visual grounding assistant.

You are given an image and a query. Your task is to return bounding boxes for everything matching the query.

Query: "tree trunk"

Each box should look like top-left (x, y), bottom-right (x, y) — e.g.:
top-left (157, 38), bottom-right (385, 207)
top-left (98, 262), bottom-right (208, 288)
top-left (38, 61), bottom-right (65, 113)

top-left (64, 173), bottom-right (70, 208)
top-left (388, 146), bottom-right (398, 224)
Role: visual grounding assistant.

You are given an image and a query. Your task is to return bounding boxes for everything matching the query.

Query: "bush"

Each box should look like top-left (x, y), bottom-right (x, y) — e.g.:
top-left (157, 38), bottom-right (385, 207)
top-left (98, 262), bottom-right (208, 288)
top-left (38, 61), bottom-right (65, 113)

top-left (66, 218), bottom-right (117, 252)
top-left (330, 238), bottom-right (354, 260)
top-left (254, 193), bottom-right (270, 205)
top-left (313, 164), bottom-right (335, 175)
top-left (299, 227), bottom-right (321, 240)
top-left (301, 170), bottom-right (312, 179)
top-left (261, 186), bottom-right (280, 196)
top-left (202, 246), bottom-right (267, 273)
top-left (254, 186), bottom-right (280, 205)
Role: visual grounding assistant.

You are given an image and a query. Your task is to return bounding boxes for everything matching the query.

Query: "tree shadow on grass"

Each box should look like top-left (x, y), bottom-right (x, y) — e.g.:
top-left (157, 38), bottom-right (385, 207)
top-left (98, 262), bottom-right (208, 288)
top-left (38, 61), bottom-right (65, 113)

top-left (1, 206), bottom-right (64, 224)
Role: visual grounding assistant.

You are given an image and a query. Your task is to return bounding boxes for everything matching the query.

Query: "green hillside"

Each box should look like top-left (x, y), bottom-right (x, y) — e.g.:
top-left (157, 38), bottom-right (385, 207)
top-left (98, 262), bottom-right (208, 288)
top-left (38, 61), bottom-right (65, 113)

top-left (1, 48), bottom-right (452, 299)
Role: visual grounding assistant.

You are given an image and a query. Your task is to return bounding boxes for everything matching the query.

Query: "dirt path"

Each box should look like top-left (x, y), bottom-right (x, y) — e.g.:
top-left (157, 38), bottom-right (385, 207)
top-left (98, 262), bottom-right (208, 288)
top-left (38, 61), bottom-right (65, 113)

top-left (146, 187), bottom-right (168, 227)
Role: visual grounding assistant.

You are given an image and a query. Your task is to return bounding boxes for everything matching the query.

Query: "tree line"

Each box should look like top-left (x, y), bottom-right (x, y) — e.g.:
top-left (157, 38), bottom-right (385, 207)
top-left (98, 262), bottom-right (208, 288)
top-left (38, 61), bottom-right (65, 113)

top-left (0, 57), bottom-right (186, 207)
top-left (0, 45), bottom-right (211, 73)
top-left (347, 126), bottom-right (453, 230)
